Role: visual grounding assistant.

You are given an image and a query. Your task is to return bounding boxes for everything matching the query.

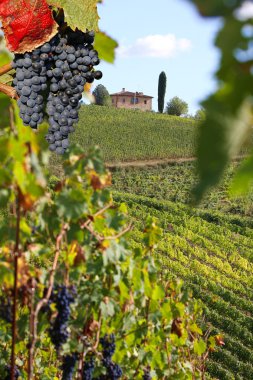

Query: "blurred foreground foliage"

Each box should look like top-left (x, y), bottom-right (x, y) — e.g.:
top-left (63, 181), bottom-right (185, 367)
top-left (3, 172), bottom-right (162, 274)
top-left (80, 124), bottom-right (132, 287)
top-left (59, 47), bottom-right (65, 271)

top-left (0, 104), bottom-right (218, 379)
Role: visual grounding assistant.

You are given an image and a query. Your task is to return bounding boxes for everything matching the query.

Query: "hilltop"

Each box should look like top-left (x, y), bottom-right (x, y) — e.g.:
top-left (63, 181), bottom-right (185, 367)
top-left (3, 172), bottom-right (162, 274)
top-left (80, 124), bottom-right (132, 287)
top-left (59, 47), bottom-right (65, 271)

top-left (70, 105), bottom-right (197, 162)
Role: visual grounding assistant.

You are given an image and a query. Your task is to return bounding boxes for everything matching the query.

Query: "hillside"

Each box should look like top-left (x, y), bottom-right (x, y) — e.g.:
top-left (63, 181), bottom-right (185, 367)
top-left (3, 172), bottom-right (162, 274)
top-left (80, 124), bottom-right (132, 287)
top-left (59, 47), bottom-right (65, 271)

top-left (70, 105), bottom-right (197, 162)
top-left (47, 107), bottom-right (253, 379)
top-left (111, 163), bottom-right (253, 379)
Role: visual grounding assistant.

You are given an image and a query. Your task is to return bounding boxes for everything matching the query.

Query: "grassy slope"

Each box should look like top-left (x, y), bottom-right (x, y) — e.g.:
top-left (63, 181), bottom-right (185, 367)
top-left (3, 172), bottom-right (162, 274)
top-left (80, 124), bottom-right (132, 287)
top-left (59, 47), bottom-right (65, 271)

top-left (48, 106), bottom-right (253, 378)
top-left (70, 105), bottom-right (197, 162)
top-left (112, 163), bottom-right (253, 380)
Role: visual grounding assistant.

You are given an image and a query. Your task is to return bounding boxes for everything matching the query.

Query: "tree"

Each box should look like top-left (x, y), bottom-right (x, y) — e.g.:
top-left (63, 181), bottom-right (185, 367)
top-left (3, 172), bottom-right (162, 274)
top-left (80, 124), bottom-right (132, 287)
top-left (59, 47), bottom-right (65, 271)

top-left (92, 84), bottom-right (112, 106)
top-left (158, 71), bottom-right (167, 113)
top-left (166, 96), bottom-right (188, 116)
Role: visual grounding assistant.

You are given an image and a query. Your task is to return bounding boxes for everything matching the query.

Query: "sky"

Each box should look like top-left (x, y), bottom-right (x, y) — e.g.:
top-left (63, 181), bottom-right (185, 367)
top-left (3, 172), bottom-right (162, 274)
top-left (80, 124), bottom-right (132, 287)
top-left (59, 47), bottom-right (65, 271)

top-left (1, 1), bottom-right (252, 114)
top-left (95, 0), bottom-right (221, 114)
top-left (95, 0), bottom-right (253, 114)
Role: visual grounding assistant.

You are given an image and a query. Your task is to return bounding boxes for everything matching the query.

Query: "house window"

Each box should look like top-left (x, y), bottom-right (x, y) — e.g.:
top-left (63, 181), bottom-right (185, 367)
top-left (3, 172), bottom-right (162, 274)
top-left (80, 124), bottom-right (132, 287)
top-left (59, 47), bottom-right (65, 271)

top-left (144, 100), bottom-right (147, 104)
top-left (122, 98), bottom-right (125, 103)
top-left (131, 97), bottom-right (139, 104)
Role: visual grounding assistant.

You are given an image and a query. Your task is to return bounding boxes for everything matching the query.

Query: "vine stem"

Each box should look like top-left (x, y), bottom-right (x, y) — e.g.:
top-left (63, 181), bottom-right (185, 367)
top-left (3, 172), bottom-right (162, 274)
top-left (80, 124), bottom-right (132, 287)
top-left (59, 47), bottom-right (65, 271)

top-left (11, 188), bottom-right (21, 380)
top-left (0, 61), bottom-right (19, 99)
top-left (28, 223), bottom-right (69, 380)
top-left (78, 312), bottom-right (102, 380)
top-left (0, 62), bottom-right (12, 76)
top-left (0, 82), bottom-right (18, 99)
top-left (27, 278), bottom-right (36, 380)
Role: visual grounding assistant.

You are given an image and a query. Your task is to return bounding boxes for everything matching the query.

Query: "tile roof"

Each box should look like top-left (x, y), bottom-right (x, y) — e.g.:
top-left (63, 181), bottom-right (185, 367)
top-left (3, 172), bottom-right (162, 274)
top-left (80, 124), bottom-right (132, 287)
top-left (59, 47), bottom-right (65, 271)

top-left (110, 91), bottom-right (153, 99)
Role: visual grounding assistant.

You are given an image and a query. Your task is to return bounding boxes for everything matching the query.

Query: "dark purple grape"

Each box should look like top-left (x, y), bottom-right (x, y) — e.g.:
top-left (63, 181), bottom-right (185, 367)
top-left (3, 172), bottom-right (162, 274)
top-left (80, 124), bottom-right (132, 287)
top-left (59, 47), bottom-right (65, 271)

top-left (67, 54), bottom-right (76, 63)
top-left (0, 296), bottom-right (12, 323)
top-left (83, 56), bottom-right (92, 65)
top-left (40, 53), bottom-right (49, 61)
top-left (94, 70), bottom-right (103, 80)
top-left (53, 68), bottom-right (62, 77)
top-left (50, 83), bottom-right (59, 92)
top-left (62, 353), bottom-right (78, 380)
top-left (41, 43), bottom-right (51, 53)
top-left (82, 357), bottom-right (95, 380)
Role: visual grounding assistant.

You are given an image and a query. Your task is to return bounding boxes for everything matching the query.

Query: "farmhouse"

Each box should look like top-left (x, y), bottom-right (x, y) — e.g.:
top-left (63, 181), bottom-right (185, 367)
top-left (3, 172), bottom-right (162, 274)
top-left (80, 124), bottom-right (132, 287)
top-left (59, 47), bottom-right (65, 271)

top-left (110, 88), bottom-right (153, 111)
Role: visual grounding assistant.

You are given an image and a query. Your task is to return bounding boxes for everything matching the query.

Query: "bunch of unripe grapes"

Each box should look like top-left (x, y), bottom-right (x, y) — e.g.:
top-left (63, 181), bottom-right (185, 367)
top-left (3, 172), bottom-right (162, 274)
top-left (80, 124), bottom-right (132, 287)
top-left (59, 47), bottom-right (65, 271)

top-left (13, 29), bottom-right (102, 154)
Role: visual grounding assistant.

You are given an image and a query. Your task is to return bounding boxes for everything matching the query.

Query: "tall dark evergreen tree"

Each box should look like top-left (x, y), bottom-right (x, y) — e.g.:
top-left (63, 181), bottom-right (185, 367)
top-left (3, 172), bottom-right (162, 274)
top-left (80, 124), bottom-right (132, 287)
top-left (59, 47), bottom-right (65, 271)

top-left (158, 71), bottom-right (167, 113)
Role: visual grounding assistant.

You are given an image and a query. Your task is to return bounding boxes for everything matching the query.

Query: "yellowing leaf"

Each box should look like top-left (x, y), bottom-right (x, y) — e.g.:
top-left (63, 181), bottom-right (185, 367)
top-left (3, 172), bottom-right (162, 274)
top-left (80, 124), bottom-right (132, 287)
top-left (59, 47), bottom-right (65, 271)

top-left (152, 284), bottom-right (165, 301)
top-left (48, 0), bottom-right (99, 32)
top-left (190, 323), bottom-right (202, 335)
top-left (193, 338), bottom-right (207, 356)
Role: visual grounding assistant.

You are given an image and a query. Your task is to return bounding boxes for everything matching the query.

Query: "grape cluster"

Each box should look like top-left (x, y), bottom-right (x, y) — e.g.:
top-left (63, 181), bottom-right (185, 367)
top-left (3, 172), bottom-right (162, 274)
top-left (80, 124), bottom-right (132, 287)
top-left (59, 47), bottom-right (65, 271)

top-left (82, 357), bottom-right (95, 380)
top-left (99, 334), bottom-right (122, 380)
top-left (61, 353), bottom-right (78, 380)
top-left (4, 365), bottom-right (20, 380)
top-left (49, 285), bottom-right (75, 350)
top-left (13, 29), bottom-right (102, 154)
top-left (13, 53), bottom-right (45, 129)
top-left (0, 296), bottom-right (12, 323)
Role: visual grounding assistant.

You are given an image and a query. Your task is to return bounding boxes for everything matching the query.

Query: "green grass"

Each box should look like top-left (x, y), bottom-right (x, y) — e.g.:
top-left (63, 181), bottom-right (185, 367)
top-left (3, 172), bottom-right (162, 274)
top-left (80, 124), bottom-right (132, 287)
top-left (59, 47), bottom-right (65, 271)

top-left (111, 164), bottom-right (253, 379)
top-left (70, 105), bottom-right (197, 162)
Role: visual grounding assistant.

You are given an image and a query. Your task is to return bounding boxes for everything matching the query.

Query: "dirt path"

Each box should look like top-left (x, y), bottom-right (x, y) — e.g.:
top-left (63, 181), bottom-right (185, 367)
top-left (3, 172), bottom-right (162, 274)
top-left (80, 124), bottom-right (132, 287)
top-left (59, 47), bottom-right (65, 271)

top-left (106, 157), bottom-right (196, 168)
top-left (106, 154), bottom-right (247, 169)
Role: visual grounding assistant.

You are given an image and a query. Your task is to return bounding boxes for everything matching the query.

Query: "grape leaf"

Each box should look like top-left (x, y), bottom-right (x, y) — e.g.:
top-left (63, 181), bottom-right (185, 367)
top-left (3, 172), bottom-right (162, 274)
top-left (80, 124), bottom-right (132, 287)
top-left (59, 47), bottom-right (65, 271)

top-left (0, 70), bottom-right (15, 85)
top-left (194, 96), bottom-right (252, 202)
top-left (94, 32), bottom-right (118, 63)
top-left (0, 0), bottom-right (57, 53)
top-left (230, 154), bottom-right (253, 195)
top-left (48, 0), bottom-right (99, 32)
top-left (187, 0), bottom-right (242, 17)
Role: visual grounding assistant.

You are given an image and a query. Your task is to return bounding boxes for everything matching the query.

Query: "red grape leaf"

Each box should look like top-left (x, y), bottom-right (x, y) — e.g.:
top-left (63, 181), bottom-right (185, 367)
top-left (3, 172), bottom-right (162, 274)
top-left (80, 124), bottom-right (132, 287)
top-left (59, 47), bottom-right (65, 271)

top-left (0, 0), bottom-right (58, 53)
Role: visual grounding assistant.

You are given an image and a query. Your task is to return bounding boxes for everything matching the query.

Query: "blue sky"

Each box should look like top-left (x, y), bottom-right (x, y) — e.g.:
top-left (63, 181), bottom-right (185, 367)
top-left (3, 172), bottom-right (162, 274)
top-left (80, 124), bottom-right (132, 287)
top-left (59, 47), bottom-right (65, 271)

top-left (96, 0), bottom-right (222, 114)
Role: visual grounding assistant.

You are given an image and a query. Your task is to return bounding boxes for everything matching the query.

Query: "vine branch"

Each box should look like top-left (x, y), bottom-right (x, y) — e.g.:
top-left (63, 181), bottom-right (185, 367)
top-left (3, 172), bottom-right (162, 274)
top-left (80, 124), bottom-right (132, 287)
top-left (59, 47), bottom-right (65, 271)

top-left (83, 223), bottom-right (132, 243)
top-left (80, 204), bottom-right (113, 229)
top-left (78, 312), bottom-right (102, 380)
top-left (0, 82), bottom-right (18, 99)
top-left (0, 62), bottom-right (12, 76)
top-left (28, 223), bottom-right (69, 380)
top-left (11, 188), bottom-right (21, 380)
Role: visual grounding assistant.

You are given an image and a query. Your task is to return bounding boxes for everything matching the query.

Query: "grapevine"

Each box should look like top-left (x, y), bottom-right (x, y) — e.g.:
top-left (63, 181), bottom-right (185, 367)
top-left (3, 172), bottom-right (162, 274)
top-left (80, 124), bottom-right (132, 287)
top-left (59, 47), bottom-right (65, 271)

top-left (0, 1), bottom-right (221, 379)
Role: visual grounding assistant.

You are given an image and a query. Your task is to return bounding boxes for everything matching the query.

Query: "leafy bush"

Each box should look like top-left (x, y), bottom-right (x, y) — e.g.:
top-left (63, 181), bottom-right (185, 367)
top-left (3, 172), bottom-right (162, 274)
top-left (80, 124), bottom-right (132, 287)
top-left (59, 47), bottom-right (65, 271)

top-left (166, 97), bottom-right (189, 117)
top-left (92, 84), bottom-right (112, 106)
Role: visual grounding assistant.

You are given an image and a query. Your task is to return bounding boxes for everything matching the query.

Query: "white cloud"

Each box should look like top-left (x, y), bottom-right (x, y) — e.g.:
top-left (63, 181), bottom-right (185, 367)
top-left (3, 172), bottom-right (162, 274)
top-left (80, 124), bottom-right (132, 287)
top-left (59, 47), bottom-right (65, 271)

top-left (236, 1), bottom-right (253, 20)
top-left (117, 34), bottom-right (192, 58)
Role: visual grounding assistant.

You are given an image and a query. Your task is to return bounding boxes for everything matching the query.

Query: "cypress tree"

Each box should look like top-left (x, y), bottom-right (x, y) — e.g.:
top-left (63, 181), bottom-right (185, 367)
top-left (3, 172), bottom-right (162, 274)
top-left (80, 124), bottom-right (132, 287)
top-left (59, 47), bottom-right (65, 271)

top-left (158, 71), bottom-right (167, 113)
